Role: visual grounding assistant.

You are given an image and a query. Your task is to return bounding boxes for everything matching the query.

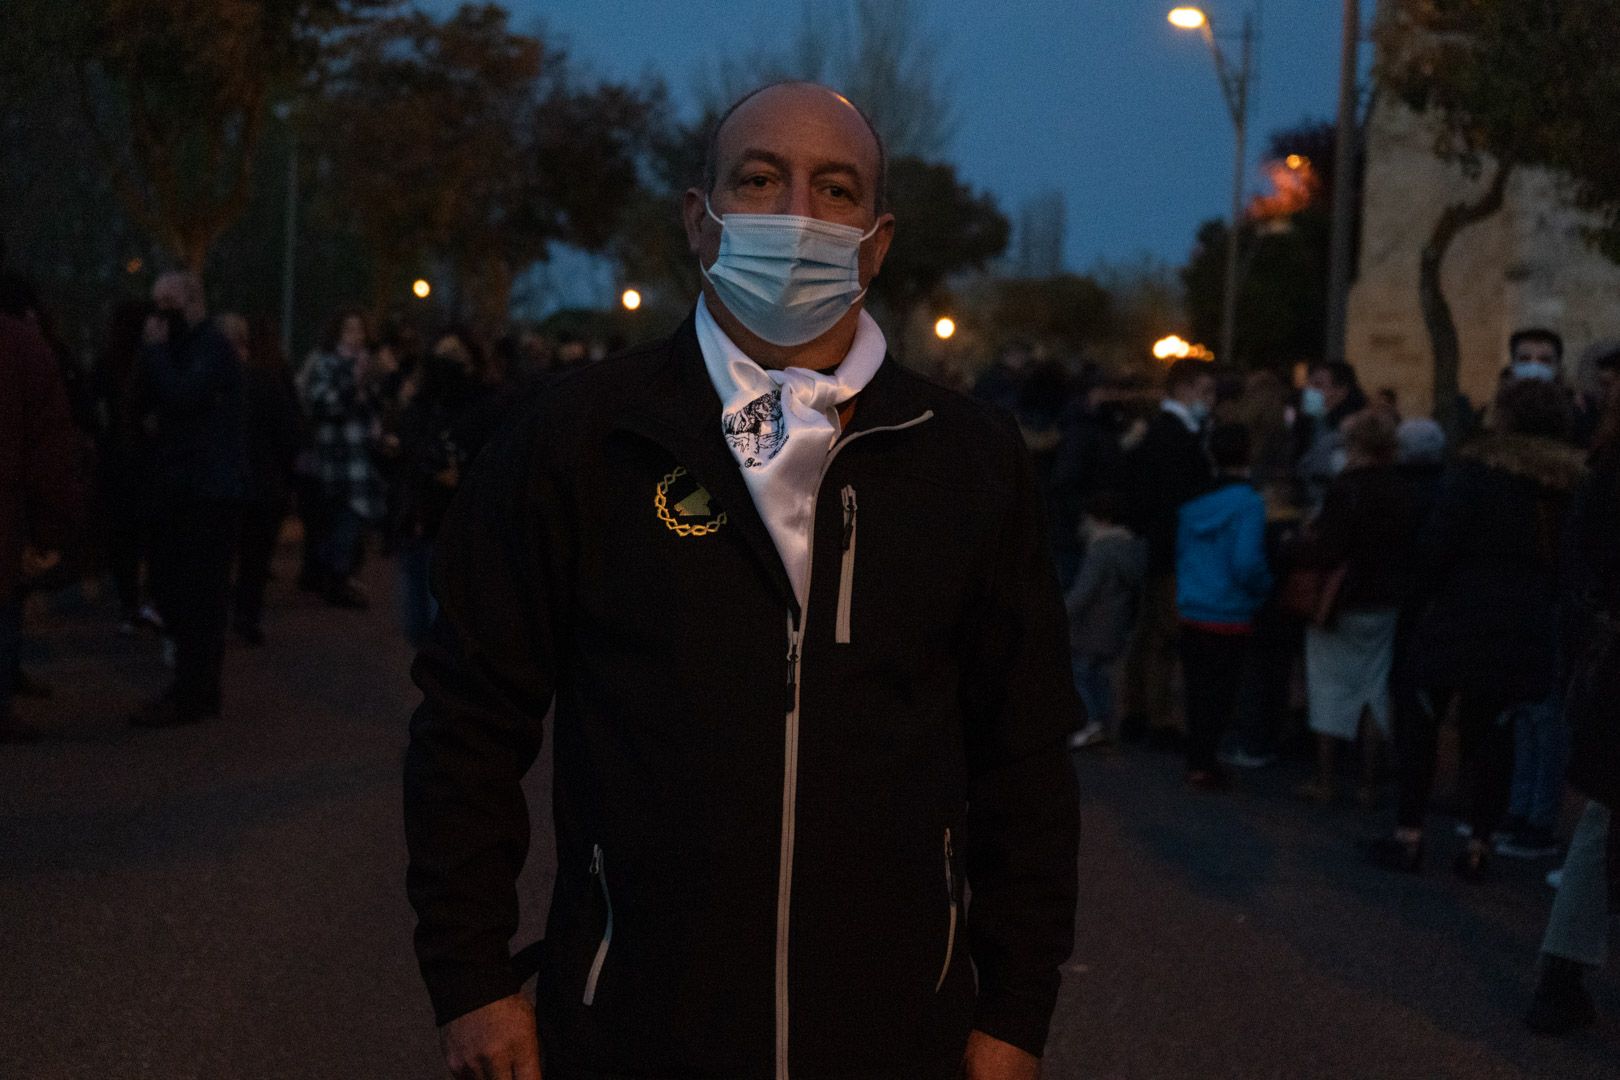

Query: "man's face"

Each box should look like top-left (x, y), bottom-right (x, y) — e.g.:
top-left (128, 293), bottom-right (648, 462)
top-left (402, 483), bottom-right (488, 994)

top-left (339, 316), bottom-right (367, 356)
top-left (1308, 367), bottom-right (1347, 411)
top-left (1191, 373), bottom-right (1218, 414)
top-left (151, 276), bottom-right (187, 316)
top-left (683, 84), bottom-right (895, 300)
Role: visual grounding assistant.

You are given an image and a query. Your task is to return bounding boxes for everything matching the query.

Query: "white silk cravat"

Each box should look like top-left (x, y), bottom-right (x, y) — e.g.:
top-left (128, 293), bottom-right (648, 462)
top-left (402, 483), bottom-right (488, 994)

top-left (694, 294), bottom-right (886, 608)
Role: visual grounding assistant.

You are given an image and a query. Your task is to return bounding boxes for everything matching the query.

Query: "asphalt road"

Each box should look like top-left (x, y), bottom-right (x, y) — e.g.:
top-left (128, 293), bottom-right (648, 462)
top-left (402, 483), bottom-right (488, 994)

top-left (1, 549), bottom-right (1614, 1079)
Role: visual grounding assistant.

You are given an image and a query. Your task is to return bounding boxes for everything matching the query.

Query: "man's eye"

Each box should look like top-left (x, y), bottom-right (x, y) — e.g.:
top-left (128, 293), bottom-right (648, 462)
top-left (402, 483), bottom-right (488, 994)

top-left (826, 185), bottom-right (851, 200)
top-left (745, 175), bottom-right (772, 188)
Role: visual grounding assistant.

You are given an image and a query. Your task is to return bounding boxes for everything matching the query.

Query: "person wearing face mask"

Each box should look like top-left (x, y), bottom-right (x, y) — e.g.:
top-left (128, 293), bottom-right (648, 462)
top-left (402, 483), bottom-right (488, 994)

top-left (1503, 326), bottom-right (1565, 386)
top-left (403, 82), bottom-right (1080, 1080)
top-left (1119, 357), bottom-right (1216, 747)
top-left (391, 329), bottom-right (503, 649)
top-left (1295, 360), bottom-right (1367, 513)
top-left (128, 271), bottom-right (247, 728)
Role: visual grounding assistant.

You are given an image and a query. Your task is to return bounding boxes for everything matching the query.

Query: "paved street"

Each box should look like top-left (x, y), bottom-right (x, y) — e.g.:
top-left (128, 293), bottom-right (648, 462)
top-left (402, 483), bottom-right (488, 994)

top-left (1, 547), bottom-right (1615, 1079)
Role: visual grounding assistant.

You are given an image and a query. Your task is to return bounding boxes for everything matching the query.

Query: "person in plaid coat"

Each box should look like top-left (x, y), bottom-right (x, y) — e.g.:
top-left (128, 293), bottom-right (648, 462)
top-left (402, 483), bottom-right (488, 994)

top-left (301, 311), bottom-right (387, 609)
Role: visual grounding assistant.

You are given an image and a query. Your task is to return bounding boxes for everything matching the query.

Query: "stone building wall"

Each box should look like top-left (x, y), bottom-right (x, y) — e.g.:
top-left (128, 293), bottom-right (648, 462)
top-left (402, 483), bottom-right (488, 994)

top-left (1345, 98), bottom-right (1620, 416)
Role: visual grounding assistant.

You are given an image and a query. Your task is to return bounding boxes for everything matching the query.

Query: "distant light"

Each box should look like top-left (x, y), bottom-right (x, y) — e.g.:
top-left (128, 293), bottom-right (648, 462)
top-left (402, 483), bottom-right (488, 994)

top-left (1285, 154), bottom-right (1308, 171)
top-left (934, 316), bottom-right (957, 340)
top-left (1168, 7), bottom-right (1207, 30)
top-left (621, 288), bottom-right (642, 311)
top-left (412, 279), bottom-right (432, 299)
top-left (1153, 335), bottom-right (1192, 360)
top-left (125, 257), bottom-right (143, 275)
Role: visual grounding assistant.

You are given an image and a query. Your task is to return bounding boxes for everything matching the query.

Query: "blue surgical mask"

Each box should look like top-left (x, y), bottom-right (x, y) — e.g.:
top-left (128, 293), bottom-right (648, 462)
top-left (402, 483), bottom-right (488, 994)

top-left (1509, 360), bottom-right (1557, 383)
top-left (1301, 387), bottom-right (1328, 418)
top-left (701, 199), bottom-right (880, 347)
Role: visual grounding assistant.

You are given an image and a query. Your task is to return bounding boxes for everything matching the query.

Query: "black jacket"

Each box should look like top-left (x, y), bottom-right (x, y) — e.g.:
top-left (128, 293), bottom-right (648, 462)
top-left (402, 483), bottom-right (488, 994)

top-left (1124, 409), bottom-right (1211, 574)
top-left (1566, 447), bottom-right (1620, 809)
top-left (404, 316), bottom-right (1082, 1078)
top-left (133, 319), bottom-right (247, 505)
top-left (1286, 464), bottom-right (1426, 613)
top-left (1411, 433), bottom-right (1587, 703)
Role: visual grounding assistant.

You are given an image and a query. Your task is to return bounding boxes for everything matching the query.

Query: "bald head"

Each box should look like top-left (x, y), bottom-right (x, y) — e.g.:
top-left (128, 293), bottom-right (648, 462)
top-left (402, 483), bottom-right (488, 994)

top-left (702, 81), bottom-right (887, 214)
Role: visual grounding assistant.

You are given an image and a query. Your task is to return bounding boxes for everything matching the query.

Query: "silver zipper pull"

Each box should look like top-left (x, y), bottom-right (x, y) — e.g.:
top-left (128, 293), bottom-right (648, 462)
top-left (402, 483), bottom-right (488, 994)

top-left (944, 828), bottom-right (954, 896)
top-left (841, 487), bottom-right (857, 551)
top-left (590, 844), bottom-right (603, 876)
top-left (784, 634), bottom-right (801, 714)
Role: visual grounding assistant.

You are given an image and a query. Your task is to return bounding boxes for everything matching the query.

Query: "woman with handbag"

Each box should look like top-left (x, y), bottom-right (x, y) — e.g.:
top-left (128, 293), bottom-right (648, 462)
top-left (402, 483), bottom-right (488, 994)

top-left (1366, 380), bottom-right (1587, 878)
top-left (1285, 410), bottom-right (1425, 804)
top-left (1525, 380), bottom-right (1620, 1034)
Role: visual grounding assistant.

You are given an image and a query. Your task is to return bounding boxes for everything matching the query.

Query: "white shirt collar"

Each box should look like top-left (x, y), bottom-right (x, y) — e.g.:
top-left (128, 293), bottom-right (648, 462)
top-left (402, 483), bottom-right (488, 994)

top-left (1161, 398), bottom-right (1201, 434)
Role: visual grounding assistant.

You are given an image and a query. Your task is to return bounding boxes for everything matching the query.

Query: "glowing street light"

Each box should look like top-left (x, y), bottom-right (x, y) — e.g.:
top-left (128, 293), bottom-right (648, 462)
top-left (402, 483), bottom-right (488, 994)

top-left (621, 288), bottom-right (642, 311)
top-left (1167, 6), bottom-right (1208, 30)
top-left (412, 278), bottom-right (432, 299)
top-left (934, 316), bottom-right (956, 340)
top-left (1154, 335), bottom-right (1192, 361)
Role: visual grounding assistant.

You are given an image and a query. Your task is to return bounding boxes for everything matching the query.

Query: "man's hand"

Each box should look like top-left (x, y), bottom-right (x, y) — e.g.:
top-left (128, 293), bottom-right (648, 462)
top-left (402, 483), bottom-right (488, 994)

top-left (963, 1030), bottom-right (1039, 1080)
top-left (439, 994), bottom-right (541, 1080)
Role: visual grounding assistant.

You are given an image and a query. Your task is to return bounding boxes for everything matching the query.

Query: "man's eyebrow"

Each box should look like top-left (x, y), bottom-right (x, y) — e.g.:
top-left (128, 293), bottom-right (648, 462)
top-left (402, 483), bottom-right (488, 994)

top-left (730, 148), bottom-right (792, 176)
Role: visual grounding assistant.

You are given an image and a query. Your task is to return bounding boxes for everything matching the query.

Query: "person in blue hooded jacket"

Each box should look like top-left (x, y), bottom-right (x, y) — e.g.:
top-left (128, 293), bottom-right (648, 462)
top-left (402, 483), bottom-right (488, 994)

top-left (1176, 423), bottom-right (1274, 789)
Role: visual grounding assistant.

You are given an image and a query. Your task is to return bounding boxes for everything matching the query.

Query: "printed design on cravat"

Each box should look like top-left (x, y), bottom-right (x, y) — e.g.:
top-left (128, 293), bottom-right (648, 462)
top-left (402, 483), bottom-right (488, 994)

top-left (654, 466), bottom-right (727, 537)
top-left (721, 389), bottom-right (788, 469)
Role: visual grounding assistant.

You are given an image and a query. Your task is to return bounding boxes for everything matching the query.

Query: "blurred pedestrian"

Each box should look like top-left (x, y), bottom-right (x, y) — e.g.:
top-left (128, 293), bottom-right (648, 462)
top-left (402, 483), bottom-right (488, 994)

top-left (1176, 423), bottom-right (1273, 789)
top-left (1286, 410), bottom-right (1424, 804)
top-left (92, 298), bottom-right (164, 636)
top-left (221, 315), bottom-right (304, 646)
top-left (392, 328), bottom-right (503, 649)
top-left (1121, 357), bottom-right (1216, 746)
top-left (128, 272), bottom-right (246, 727)
top-left (1526, 380), bottom-right (1620, 1033)
top-left (301, 311), bottom-right (386, 609)
top-left (1503, 326), bottom-right (1564, 385)
top-left (1369, 380), bottom-right (1586, 878)
top-left (0, 278), bottom-right (87, 742)
top-left (1066, 489), bottom-right (1147, 750)
top-left (1295, 360), bottom-right (1367, 511)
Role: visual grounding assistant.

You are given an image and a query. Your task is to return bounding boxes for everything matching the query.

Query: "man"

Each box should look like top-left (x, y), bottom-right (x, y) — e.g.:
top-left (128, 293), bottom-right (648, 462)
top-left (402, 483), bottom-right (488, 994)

top-left (1120, 357), bottom-right (1215, 745)
top-left (1504, 326), bottom-right (1565, 384)
top-left (130, 271), bottom-right (247, 727)
top-left (1295, 359), bottom-right (1368, 511)
top-left (0, 277), bottom-right (85, 742)
top-left (405, 82), bottom-right (1081, 1080)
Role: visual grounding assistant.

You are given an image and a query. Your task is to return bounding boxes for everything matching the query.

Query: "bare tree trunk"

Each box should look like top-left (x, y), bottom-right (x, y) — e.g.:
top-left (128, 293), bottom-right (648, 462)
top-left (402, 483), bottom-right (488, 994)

top-left (1419, 162), bottom-right (1510, 435)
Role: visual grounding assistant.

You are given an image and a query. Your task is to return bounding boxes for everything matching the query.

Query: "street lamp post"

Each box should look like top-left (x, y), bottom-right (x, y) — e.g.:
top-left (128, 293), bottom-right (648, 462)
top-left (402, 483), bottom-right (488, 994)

top-left (1170, 6), bottom-right (1257, 370)
top-left (274, 101), bottom-right (299, 362)
top-left (1323, 0), bottom-right (1360, 365)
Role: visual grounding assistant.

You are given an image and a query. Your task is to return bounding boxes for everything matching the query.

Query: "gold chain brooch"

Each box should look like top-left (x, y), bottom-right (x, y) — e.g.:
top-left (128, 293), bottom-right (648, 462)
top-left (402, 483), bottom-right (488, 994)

top-left (654, 467), bottom-right (728, 537)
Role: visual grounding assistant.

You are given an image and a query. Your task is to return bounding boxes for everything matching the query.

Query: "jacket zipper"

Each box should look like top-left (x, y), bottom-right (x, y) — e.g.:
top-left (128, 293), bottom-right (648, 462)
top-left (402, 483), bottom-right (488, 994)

top-left (775, 410), bottom-right (934, 1080)
top-left (936, 828), bottom-right (958, 993)
top-left (835, 486), bottom-right (858, 644)
top-left (582, 844), bottom-right (613, 1006)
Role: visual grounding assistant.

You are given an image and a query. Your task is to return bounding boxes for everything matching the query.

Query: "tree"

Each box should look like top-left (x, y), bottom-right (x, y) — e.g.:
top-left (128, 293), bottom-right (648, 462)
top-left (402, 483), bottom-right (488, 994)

top-left (16, 0), bottom-right (394, 272)
top-left (1182, 121), bottom-right (1336, 372)
top-left (701, 0), bottom-right (955, 159)
top-left (317, 4), bottom-right (659, 327)
top-left (991, 274), bottom-right (1113, 355)
top-left (870, 157), bottom-right (1009, 351)
top-left (1377, 0), bottom-right (1620, 431)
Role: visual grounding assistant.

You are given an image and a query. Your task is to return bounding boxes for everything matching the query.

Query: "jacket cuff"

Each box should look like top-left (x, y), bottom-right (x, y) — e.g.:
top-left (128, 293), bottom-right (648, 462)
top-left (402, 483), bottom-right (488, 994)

top-left (973, 991), bottom-right (1056, 1059)
top-left (426, 965), bottom-right (523, 1028)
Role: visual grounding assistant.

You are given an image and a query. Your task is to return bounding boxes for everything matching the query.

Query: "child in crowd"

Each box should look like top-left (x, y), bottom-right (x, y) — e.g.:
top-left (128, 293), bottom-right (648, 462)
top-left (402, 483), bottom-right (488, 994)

top-left (1175, 424), bottom-right (1274, 789)
top-left (1066, 490), bottom-right (1148, 750)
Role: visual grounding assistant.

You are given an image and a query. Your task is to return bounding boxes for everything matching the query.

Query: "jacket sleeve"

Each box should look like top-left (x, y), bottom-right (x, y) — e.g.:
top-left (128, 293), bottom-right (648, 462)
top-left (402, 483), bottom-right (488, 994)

top-left (959, 417), bottom-right (1082, 1057)
top-left (1232, 495), bottom-right (1275, 601)
top-left (403, 403), bottom-right (565, 1026)
top-left (142, 334), bottom-right (241, 424)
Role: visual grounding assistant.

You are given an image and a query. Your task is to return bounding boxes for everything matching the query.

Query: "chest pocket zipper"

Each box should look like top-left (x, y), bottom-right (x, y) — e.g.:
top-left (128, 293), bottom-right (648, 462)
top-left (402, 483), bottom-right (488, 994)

top-left (936, 828), bottom-right (958, 992)
top-left (836, 486), bottom-right (858, 644)
top-left (582, 844), bottom-right (613, 1005)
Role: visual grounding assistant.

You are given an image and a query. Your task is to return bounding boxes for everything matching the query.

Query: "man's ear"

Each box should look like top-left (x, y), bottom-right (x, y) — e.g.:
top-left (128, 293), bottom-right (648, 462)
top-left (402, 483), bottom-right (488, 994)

top-left (682, 188), bottom-right (709, 256)
top-left (861, 213), bottom-right (897, 285)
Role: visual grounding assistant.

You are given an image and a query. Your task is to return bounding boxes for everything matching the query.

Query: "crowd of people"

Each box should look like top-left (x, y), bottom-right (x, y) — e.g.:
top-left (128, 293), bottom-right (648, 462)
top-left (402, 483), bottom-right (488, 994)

top-left (2, 263), bottom-right (1617, 1039)
top-left (0, 269), bottom-right (606, 736)
top-left (985, 331), bottom-right (1619, 1036)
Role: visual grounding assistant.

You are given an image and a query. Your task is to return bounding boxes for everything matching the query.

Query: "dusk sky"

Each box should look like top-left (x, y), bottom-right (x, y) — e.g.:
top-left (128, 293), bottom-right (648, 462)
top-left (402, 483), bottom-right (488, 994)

top-left (425, 0), bottom-right (1368, 275)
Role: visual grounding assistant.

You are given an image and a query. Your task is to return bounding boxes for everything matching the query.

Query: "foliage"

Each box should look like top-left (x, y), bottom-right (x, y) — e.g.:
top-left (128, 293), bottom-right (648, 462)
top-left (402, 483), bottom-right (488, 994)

top-left (870, 157), bottom-right (1009, 344)
top-left (990, 275), bottom-right (1113, 355)
top-left (1181, 120), bottom-right (1337, 372)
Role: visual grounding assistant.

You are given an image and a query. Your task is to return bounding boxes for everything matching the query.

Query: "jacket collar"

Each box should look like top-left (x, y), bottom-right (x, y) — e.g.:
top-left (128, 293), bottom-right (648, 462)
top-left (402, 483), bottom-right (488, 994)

top-left (614, 309), bottom-right (934, 615)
